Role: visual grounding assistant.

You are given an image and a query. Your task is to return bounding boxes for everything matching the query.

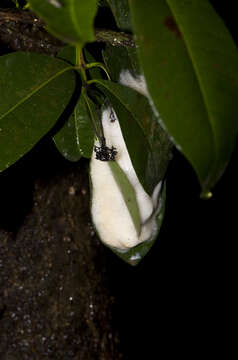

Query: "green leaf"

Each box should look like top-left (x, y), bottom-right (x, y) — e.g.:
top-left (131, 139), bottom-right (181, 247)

top-left (112, 182), bottom-right (166, 266)
top-left (93, 79), bottom-right (171, 194)
top-left (107, 0), bottom-right (132, 32)
top-left (54, 91), bottom-right (95, 160)
top-left (109, 161), bottom-right (141, 236)
top-left (95, 80), bottom-right (149, 191)
top-left (0, 52), bottom-right (75, 172)
top-left (129, 0), bottom-right (238, 194)
top-left (54, 46), bottom-right (95, 159)
top-left (75, 94), bottom-right (95, 158)
top-left (53, 110), bottom-right (81, 162)
top-left (103, 43), bottom-right (140, 81)
top-left (83, 92), bottom-right (103, 143)
top-left (29, 0), bottom-right (98, 46)
top-left (102, 45), bottom-right (172, 191)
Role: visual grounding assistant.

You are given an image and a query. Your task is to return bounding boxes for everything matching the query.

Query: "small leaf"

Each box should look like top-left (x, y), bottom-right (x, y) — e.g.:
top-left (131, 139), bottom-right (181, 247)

top-left (0, 52), bottom-right (75, 172)
top-left (75, 94), bottom-right (95, 158)
top-left (53, 111), bottom-right (81, 162)
top-left (29, 0), bottom-right (98, 46)
top-left (112, 182), bottom-right (166, 266)
top-left (107, 0), bottom-right (132, 32)
top-left (54, 93), bottom-right (95, 160)
top-left (54, 46), bottom-right (95, 159)
top-left (129, 0), bottom-right (238, 193)
top-left (109, 161), bottom-right (141, 236)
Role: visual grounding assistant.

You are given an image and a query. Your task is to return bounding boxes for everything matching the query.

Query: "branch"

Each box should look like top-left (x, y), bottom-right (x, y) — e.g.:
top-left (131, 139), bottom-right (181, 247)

top-left (95, 29), bottom-right (135, 48)
top-left (0, 9), bottom-right (135, 53)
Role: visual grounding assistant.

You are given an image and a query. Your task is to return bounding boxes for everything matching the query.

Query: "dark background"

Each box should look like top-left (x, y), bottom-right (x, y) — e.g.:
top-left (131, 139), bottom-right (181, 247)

top-left (0, 1), bottom-right (236, 358)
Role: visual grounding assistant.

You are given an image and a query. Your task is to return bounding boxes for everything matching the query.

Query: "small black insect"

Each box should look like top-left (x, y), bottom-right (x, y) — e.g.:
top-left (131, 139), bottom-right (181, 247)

top-left (94, 144), bottom-right (117, 161)
top-left (109, 109), bottom-right (116, 123)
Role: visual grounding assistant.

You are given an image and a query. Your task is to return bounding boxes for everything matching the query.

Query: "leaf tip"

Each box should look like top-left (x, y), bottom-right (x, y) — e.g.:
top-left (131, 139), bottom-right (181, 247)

top-left (200, 190), bottom-right (213, 200)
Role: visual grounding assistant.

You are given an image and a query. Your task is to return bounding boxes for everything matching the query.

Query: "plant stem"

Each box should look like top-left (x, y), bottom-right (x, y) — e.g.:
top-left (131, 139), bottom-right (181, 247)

top-left (75, 46), bottom-right (87, 82)
top-left (0, 10), bottom-right (135, 48)
top-left (85, 62), bottom-right (111, 80)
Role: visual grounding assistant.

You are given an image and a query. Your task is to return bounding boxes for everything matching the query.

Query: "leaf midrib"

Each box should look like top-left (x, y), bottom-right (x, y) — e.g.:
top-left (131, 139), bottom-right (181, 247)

top-left (0, 65), bottom-right (74, 122)
top-left (69, 0), bottom-right (82, 40)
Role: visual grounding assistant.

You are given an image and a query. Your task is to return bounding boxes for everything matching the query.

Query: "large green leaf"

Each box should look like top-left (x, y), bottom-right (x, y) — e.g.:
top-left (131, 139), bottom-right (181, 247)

top-left (0, 52), bottom-right (75, 172)
top-left (29, 0), bottom-right (98, 46)
top-left (93, 79), bottom-right (171, 194)
top-left (129, 0), bottom-right (238, 194)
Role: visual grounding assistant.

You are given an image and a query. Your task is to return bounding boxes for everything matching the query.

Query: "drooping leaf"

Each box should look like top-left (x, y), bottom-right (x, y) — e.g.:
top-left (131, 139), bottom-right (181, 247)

top-left (75, 93), bottom-right (95, 158)
top-left (112, 182), bottom-right (166, 266)
top-left (93, 79), bottom-right (171, 194)
top-left (103, 43), bottom-right (140, 81)
top-left (53, 46), bottom-right (81, 161)
top-left (54, 90), bottom-right (95, 160)
top-left (106, 0), bottom-right (132, 32)
top-left (29, 0), bottom-right (98, 46)
top-left (83, 92), bottom-right (102, 144)
top-left (53, 110), bottom-right (81, 162)
top-left (129, 0), bottom-right (238, 194)
top-left (102, 45), bottom-right (172, 191)
top-left (95, 80), bottom-right (149, 191)
top-left (0, 52), bottom-right (75, 172)
top-left (109, 161), bottom-right (141, 236)
top-left (54, 46), bottom-right (95, 159)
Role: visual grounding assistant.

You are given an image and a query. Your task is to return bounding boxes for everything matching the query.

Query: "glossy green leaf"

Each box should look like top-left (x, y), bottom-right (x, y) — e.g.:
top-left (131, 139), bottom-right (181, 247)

top-left (109, 161), bottom-right (141, 236)
top-left (112, 182), bottom-right (166, 266)
top-left (53, 46), bottom-right (81, 161)
top-left (29, 0), bottom-right (98, 46)
top-left (53, 111), bottom-right (81, 162)
top-left (95, 80), bottom-right (149, 191)
top-left (103, 43), bottom-right (140, 81)
top-left (93, 79), bottom-right (171, 194)
top-left (0, 52), bottom-right (75, 172)
top-left (102, 45), bottom-right (172, 191)
top-left (55, 90), bottom-right (95, 160)
top-left (83, 92), bottom-right (102, 144)
top-left (107, 0), bottom-right (132, 32)
top-left (54, 46), bottom-right (95, 159)
top-left (129, 0), bottom-right (238, 194)
top-left (75, 93), bottom-right (95, 158)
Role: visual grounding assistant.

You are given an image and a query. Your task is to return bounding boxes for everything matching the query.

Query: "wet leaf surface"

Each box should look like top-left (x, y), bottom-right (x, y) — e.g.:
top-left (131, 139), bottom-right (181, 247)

top-left (29, 0), bottom-right (98, 46)
top-left (0, 52), bottom-right (75, 171)
top-left (129, 0), bottom-right (238, 193)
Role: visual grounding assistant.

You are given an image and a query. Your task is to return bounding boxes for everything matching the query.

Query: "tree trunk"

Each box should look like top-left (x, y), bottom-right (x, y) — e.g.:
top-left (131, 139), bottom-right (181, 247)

top-left (0, 140), bottom-right (122, 360)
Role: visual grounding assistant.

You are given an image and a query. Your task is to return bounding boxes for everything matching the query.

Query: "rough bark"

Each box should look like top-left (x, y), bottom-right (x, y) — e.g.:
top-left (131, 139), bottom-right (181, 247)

top-left (0, 147), bottom-right (122, 360)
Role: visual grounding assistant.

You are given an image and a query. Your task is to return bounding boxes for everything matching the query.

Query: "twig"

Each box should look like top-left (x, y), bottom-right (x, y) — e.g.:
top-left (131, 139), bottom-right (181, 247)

top-left (0, 9), bottom-right (135, 49)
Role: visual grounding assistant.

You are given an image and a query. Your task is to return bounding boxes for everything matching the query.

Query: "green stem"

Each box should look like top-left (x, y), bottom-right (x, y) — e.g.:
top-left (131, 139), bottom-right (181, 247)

top-left (75, 45), bottom-right (87, 82)
top-left (82, 90), bottom-right (103, 143)
top-left (85, 62), bottom-right (111, 80)
top-left (87, 79), bottom-right (98, 86)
